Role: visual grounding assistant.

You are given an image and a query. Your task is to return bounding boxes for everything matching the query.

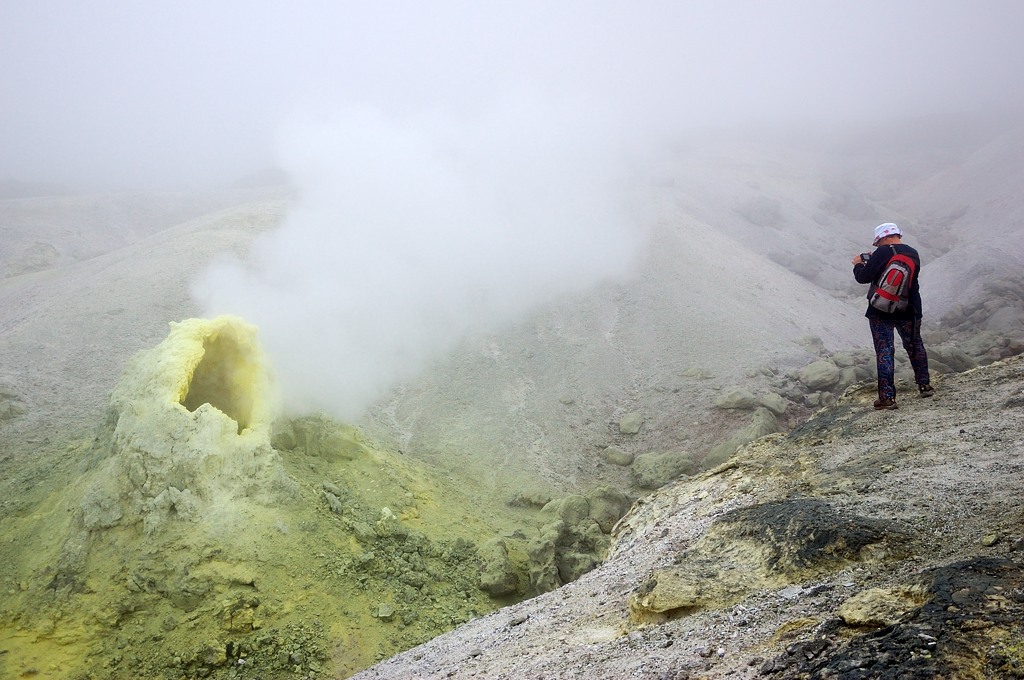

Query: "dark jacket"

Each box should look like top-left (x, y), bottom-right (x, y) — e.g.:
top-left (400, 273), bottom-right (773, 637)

top-left (853, 242), bottom-right (923, 320)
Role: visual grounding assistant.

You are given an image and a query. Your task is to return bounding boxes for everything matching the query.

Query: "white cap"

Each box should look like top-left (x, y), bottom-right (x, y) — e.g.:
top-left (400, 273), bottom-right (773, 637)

top-left (873, 223), bottom-right (902, 246)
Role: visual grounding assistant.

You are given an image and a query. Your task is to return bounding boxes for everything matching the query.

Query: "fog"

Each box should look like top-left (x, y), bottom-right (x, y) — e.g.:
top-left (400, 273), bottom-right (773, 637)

top-left (6, 1), bottom-right (1024, 419)
top-left (192, 97), bottom-right (651, 418)
top-left (3, 1), bottom-right (1024, 189)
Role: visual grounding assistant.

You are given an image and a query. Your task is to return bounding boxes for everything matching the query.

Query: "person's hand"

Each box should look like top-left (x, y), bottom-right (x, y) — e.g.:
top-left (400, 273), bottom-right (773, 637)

top-left (851, 254), bottom-right (864, 265)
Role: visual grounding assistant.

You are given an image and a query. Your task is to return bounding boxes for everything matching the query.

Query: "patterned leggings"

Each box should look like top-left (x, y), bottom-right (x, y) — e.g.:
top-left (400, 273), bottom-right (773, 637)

top-left (869, 317), bottom-right (931, 400)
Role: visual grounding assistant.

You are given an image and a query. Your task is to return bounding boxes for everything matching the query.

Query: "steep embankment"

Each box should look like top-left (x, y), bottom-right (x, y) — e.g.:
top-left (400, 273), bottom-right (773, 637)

top-left (354, 354), bottom-right (1024, 679)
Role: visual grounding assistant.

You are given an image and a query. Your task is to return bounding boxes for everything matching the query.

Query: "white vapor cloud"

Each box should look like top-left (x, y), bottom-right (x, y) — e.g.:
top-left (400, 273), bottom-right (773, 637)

top-left (192, 95), bottom-right (651, 419)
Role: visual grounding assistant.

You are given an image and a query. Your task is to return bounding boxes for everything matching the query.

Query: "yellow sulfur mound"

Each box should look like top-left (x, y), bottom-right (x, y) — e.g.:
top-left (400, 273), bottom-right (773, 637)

top-left (95, 315), bottom-right (284, 533)
top-left (136, 315), bottom-right (276, 435)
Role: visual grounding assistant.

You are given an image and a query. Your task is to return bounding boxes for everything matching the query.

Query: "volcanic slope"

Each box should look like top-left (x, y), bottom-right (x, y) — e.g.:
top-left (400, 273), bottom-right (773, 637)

top-left (353, 353), bottom-right (1024, 680)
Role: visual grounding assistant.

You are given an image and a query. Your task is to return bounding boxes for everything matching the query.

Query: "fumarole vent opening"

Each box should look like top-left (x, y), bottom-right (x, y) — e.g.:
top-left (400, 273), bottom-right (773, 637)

top-left (181, 330), bottom-right (257, 433)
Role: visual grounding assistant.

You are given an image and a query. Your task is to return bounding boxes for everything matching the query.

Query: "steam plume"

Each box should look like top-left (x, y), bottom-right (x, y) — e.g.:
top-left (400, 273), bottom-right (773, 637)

top-left (193, 96), bottom-right (650, 420)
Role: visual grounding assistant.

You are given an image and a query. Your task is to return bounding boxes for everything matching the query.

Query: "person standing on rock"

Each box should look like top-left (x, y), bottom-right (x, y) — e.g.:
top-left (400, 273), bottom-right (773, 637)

top-left (852, 222), bottom-right (934, 410)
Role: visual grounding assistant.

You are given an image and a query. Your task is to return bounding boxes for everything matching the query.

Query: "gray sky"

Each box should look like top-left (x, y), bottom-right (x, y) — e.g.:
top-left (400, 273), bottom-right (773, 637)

top-left (2, 0), bottom-right (1024, 189)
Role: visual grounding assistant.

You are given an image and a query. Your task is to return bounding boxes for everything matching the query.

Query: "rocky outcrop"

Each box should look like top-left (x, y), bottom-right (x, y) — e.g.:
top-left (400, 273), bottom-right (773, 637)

top-left (525, 486), bottom-right (633, 592)
top-left (941, 276), bottom-right (1024, 339)
top-left (763, 557), bottom-right (1024, 678)
top-left (5, 241), bottom-right (62, 277)
top-left (629, 497), bottom-right (912, 624)
top-left (478, 538), bottom-right (519, 596)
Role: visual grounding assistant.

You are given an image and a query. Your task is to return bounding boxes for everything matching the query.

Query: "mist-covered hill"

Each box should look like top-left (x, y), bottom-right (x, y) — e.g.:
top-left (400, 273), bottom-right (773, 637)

top-left (357, 117), bottom-right (1024, 499)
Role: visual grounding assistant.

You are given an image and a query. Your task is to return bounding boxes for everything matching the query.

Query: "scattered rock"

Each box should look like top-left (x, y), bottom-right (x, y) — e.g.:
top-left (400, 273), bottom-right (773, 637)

top-left (798, 335), bottom-right (826, 355)
top-left (631, 451), bottom-right (695, 490)
top-left (198, 640), bottom-right (228, 667)
top-left (714, 388), bottom-right (759, 410)
top-left (322, 481), bottom-right (345, 497)
top-left (507, 492), bottom-right (553, 509)
top-left (704, 408), bottom-right (780, 468)
top-left (837, 586), bottom-right (928, 627)
top-left (324, 491), bottom-right (344, 514)
top-left (601, 446), bottom-right (634, 466)
top-left (746, 408), bottom-right (780, 440)
top-left (351, 521), bottom-right (376, 543)
top-left (836, 366), bottom-right (865, 390)
top-left (792, 558), bottom-right (1024, 678)
top-left (373, 603), bottom-right (395, 622)
top-left (797, 360), bottom-right (841, 391)
top-left (619, 412), bottom-right (644, 435)
top-left (957, 330), bottom-right (1012, 364)
top-left (345, 340), bottom-right (1024, 680)
top-left (811, 391), bottom-right (835, 407)
top-left (759, 392), bottom-right (788, 416)
top-left (539, 495), bottom-right (591, 526)
top-left (928, 345), bottom-right (978, 374)
top-left (983, 305), bottom-right (1024, 334)
top-left (829, 351), bottom-right (861, 368)
top-left (585, 486), bottom-right (632, 533)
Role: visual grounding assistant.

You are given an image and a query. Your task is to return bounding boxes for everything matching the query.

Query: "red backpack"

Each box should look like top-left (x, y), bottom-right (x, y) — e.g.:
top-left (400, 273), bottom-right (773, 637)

top-left (868, 246), bottom-right (917, 313)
